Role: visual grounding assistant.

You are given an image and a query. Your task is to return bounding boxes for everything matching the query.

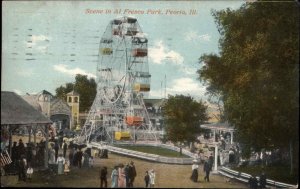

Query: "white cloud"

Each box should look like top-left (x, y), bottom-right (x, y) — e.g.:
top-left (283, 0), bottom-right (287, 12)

top-left (167, 77), bottom-right (206, 98)
top-left (13, 89), bottom-right (22, 95)
top-left (148, 40), bottom-right (184, 65)
top-left (149, 89), bottom-right (163, 98)
top-left (185, 31), bottom-right (211, 42)
top-left (53, 64), bottom-right (96, 78)
top-left (182, 66), bottom-right (196, 75)
top-left (17, 68), bottom-right (34, 77)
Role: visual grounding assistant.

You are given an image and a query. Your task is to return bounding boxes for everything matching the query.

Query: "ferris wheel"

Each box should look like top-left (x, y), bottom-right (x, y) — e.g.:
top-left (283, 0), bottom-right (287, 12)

top-left (77, 16), bottom-right (157, 144)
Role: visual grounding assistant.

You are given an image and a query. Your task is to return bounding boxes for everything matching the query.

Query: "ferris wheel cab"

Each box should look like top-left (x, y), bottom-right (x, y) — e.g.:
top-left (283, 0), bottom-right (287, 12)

top-left (100, 38), bottom-right (113, 44)
top-left (101, 48), bottom-right (113, 55)
top-left (133, 83), bottom-right (150, 92)
top-left (126, 116), bottom-right (144, 126)
top-left (115, 131), bottom-right (131, 140)
top-left (112, 29), bottom-right (122, 36)
top-left (132, 48), bottom-right (148, 57)
top-left (132, 37), bottom-right (148, 44)
top-left (125, 27), bottom-right (139, 36)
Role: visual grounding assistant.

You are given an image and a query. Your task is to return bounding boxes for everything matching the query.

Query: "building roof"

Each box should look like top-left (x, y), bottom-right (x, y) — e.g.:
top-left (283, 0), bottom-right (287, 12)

top-left (200, 122), bottom-right (235, 132)
top-left (21, 94), bottom-right (42, 111)
top-left (40, 90), bottom-right (53, 96)
top-left (1, 91), bottom-right (52, 125)
top-left (67, 90), bottom-right (79, 96)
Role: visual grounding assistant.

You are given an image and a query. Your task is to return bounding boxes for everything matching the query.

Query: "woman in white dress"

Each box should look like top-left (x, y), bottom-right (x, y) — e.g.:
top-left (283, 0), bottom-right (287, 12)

top-left (56, 154), bottom-right (65, 175)
top-left (149, 169), bottom-right (156, 188)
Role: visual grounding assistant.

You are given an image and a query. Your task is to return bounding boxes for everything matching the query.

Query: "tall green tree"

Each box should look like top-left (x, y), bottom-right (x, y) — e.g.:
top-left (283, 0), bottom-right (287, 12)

top-left (55, 74), bottom-right (97, 112)
top-left (163, 95), bottom-right (209, 153)
top-left (198, 2), bottom-right (299, 175)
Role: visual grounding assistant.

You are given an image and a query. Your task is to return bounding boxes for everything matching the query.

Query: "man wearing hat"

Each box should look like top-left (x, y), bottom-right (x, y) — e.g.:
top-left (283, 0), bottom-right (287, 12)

top-left (128, 161), bottom-right (137, 187)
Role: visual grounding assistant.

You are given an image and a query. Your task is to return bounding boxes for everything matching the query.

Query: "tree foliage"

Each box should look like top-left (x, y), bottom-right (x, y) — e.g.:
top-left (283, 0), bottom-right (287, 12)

top-left (197, 2), bottom-right (299, 174)
top-left (55, 74), bottom-right (97, 112)
top-left (163, 95), bottom-right (209, 145)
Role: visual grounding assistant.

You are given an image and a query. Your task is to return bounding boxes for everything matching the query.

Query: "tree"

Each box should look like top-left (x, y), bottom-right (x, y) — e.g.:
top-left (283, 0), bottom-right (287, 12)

top-left (163, 94), bottom-right (209, 154)
top-left (197, 2), bottom-right (299, 175)
top-left (55, 74), bottom-right (97, 112)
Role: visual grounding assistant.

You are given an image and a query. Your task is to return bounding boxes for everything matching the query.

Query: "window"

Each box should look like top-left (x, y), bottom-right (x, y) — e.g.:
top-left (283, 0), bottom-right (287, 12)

top-left (74, 97), bottom-right (78, 103)
top-left (68, 97), bottom-right (72, 103)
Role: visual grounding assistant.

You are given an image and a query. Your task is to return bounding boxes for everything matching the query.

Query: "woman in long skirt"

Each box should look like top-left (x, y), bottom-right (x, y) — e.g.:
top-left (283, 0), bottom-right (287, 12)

top-left (111, 166), bottom-right (119, 188)
top-left (118, 164), bottom-right (126, 187)
top-left (190, 160), bottom-right (199, 182)
top-left (56, 154), bottom-right (65, 175)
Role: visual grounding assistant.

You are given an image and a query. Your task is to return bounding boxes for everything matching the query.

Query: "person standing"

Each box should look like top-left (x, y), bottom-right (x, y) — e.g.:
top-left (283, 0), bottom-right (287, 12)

top-left (100, 166), bottom-right (108, 188)
top-left (111, 166), bottom-right (119, 188)
top-left (82, 151), bottom-right (89, 168)
top-left (62, 140), bottom-right (68, 158)
top-left (259, 170), bottom-right (267, 189)
top-left (89, 156), bottom-right (94, 168)
top-left (203, 159), bottom-right (211, 182)
top-left (17, 139), bottom-right (26, 160)
top-left (208, 153), bottom-right (214, 171)
top-left (64, 159), bottom-right (70, 175)
top-left (48, 147), bottom-right (56, 165)
top-left (118, 164), bottom-right (126, 187)
top-left (18, 155), bottom-right (27, 182)
top-left (124, 163), bottom-right (130, 187)
top-left (149, 169), bottom-right (156, 188)
top-left (190, 160), bottom-right (199, 182)
top-left (77, 148), bottom-right (83, 168)
top-left (128, 161), bottom-right (137, 187)
top-left (54, 141), bottom-right (59, 162)
top-left (249, 175), bottom-right (258, 189)
top-left (26, 163), bottom-right (33, 180)
top-left (144, 171), bottom-right (150, 188)
top-left (11, 142), bottom-right (18, 168)
top-left (56, 154), bottom-right (65, 175)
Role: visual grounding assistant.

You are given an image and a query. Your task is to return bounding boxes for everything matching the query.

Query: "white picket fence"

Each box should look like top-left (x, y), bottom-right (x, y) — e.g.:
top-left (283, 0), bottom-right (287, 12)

top-left (218, 166), bottom-right (298, 188)
top-left (88, 142), bottom-right (195, 164)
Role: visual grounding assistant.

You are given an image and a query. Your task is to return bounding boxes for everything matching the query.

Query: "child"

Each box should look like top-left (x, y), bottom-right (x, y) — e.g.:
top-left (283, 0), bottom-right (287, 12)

top-left (64, 159), bottom-right (70, 175)
top-left (144, 171), bottom-right (150, 188)
top-left (26, 164), bottom-right (33, 180)
top-left (89, 156), bottom-right (94, 168)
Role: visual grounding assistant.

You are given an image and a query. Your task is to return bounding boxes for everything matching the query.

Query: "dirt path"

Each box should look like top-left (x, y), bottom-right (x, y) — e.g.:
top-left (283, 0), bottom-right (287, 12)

top-left (4, 152), bottom-right (247, 188)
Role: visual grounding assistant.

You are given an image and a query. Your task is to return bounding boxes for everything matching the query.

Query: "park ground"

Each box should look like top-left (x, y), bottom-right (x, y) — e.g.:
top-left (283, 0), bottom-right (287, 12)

top-left (2, 153), bottom-right (248, 188)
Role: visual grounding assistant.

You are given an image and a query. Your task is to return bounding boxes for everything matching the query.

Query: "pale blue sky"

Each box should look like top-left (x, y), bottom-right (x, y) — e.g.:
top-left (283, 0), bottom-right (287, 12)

top-left (2, 1), bottom-right (244, 100)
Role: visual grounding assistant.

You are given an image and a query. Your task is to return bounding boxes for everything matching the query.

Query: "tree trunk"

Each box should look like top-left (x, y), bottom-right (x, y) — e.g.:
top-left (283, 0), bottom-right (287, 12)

top-left (180, 147), bottom-right (182, 155)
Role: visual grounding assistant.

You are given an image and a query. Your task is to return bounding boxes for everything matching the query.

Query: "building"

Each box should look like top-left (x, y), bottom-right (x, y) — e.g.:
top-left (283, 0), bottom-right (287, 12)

top-left (66, 91), bottom-right (80, 130)
top-left (22, 90), bottom-right (72, 130)
top-left (1, 91), bottom-right (52, 168)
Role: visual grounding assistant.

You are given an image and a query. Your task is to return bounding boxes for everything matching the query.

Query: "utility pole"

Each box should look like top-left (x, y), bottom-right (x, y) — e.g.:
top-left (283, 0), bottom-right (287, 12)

top-left (164, 74), bottom-right (166, 99)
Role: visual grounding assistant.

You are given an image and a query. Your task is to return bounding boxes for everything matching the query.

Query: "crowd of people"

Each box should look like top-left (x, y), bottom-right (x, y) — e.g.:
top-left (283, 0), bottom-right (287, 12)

top-left (9, 138), bottom-right (46, 181)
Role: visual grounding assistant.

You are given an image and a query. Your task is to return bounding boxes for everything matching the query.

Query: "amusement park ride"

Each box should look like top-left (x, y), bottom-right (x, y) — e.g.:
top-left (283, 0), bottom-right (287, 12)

top-left (76, 16), bottom-right (158, 145)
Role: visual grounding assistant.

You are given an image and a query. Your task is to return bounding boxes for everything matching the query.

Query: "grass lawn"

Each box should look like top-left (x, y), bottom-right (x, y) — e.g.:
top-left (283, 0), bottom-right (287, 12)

top-left (114, 145), bottom-right (190, 158)
top-left (232, 165), bottom-right (298, 185)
